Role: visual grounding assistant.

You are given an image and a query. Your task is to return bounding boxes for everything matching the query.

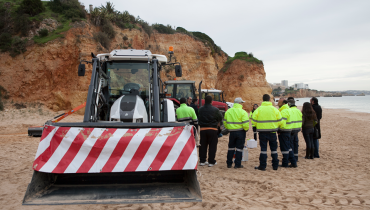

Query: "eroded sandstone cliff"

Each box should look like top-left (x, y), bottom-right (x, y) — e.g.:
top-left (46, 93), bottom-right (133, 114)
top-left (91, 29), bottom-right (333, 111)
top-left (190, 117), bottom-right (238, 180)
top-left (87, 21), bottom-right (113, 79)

top-left (0, 21), bottom-right (227, 112)
top-left (216, 59), bottom-right (272, 112)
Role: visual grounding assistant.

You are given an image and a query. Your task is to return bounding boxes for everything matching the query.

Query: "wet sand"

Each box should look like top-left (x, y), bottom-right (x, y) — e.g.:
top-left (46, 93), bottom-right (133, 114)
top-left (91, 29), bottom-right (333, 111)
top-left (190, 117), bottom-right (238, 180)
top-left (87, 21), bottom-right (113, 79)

top-left (1, 105), bottom-right (370, 210)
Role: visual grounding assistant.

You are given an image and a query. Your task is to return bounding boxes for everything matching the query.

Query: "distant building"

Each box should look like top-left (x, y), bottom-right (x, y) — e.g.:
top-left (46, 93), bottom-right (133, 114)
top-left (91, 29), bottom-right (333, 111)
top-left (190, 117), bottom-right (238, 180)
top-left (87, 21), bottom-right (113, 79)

top-left (281, 80), bottom-right (288, 88)
top-left (304, 84), bottom-right (309, 89)
top-left (294, 83), bottom-right (304, 89)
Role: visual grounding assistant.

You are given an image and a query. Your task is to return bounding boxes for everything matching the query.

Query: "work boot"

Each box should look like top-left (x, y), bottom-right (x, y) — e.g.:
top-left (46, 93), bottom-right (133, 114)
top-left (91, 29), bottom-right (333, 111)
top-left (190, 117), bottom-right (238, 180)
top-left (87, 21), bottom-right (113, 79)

top-left (234, 165), bottom-right (244, 169)
top-left (304, 148), bottom-right (310, 159)
top-left (310, 148), bottom-right (314, 159)
top-left (254, 166), bottom-right (265, 171)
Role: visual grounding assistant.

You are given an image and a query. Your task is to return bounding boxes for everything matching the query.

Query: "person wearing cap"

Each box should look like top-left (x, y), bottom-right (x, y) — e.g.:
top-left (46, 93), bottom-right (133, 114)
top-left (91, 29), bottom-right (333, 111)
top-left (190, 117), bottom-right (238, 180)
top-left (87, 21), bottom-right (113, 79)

top-left (277, 98), bottom-right (297, 168)
top-left (252, 94), bottom-right (282, 171)
top-left (250, 104), bottom-right (259, 141)
top-left (223, 97), bottom-right (249, 169)
top-left (198, 95), bottom-right (223, 167)
top-left (287, 97), bottom-right (303, 161)
top-left (176, 97), bottom-right (198, 127)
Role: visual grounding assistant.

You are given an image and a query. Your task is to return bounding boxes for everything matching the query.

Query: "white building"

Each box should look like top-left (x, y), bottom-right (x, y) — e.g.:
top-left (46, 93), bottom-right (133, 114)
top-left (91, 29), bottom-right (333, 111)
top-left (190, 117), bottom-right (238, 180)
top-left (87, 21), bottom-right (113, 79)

top-left (281, 80), bottom-right (288, 88)
top-left (294, 83), bottom-right (304, 89)
top-left (304, 84), bottom-right (309, 89)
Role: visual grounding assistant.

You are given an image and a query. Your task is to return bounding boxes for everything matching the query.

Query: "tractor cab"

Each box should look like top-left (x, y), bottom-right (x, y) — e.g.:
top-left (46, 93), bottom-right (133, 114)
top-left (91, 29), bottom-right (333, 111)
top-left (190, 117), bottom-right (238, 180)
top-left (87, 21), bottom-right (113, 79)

top-left (201, 89), bottom-right (226, 103)
top-left (164, 80), bottom-right (197, 106)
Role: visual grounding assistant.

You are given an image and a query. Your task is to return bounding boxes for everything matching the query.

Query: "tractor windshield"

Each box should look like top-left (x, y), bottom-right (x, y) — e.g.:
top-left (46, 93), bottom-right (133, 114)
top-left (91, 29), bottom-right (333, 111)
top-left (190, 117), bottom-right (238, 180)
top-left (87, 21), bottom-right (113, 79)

top-left (107, 62), bottom-right (150, 98)
top-left (166, 83), bottom-right (195, 101)
top-left (202, 92), bottom-right (221, 102)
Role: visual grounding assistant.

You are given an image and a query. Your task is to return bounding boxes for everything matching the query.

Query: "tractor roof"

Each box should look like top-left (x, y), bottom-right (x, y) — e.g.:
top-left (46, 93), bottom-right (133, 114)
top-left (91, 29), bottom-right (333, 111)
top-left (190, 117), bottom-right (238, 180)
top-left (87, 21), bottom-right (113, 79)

top-left (97, 49), bottom-right (168, 64)
top-left (164, 80), bottom-right (195, 84)
top-left (201, 89), bottom-right (222, 93)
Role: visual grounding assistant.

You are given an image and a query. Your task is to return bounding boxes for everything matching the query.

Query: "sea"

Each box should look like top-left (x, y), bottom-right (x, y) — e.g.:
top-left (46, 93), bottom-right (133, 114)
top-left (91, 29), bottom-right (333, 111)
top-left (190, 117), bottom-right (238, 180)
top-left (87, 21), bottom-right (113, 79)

top-left (292, 95), bottom-right (370, 113)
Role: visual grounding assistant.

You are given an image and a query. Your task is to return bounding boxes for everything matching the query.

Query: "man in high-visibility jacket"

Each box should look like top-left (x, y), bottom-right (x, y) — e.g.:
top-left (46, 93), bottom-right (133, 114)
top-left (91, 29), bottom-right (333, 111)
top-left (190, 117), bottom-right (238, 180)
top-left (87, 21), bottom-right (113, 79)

top-left (223, 97), bottom-right (249, 169)
top-left (278, 99), bottom-right (297, 168)
top-left (287, 98), bottom-right (302, 161)
top-left (252, 94), bottom-right (282, 171)
top-left (176, 97), bottom-right (198, 127)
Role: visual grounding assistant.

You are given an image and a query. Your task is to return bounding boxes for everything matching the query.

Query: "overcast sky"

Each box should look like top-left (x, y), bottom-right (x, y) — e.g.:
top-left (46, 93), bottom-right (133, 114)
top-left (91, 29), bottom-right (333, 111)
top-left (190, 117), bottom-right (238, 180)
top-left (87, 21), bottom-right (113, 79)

top-left (79, 0), bottom-right (370, 91)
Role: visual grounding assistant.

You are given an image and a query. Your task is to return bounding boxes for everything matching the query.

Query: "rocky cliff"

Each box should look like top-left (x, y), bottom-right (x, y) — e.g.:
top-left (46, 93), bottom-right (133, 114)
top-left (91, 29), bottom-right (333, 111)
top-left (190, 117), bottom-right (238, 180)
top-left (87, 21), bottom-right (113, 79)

top-left (216, 59), bottom-right (272, 112)
top-left (0, 21), bottom-right (227, 112)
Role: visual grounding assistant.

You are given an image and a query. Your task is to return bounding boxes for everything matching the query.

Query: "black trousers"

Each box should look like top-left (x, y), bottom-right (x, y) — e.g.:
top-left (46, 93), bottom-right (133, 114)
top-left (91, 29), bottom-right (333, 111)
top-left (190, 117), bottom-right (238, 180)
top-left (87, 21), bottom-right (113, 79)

top-left (199, 130), bottom-right (218, 164)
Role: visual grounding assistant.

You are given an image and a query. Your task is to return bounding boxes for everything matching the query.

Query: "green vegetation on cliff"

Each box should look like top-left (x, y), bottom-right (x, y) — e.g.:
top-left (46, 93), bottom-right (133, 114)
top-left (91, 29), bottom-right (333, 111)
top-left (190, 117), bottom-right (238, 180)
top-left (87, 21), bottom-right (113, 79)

top-left (221, 51), bottom-right (263, 72)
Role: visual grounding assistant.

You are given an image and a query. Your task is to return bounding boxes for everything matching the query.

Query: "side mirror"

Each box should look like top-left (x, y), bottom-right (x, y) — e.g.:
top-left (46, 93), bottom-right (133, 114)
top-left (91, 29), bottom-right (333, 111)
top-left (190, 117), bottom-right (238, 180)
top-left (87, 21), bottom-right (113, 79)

top-left (175, 65), bottom-right (182, 77)
top-left (78, 64), bottom-right (85, 76)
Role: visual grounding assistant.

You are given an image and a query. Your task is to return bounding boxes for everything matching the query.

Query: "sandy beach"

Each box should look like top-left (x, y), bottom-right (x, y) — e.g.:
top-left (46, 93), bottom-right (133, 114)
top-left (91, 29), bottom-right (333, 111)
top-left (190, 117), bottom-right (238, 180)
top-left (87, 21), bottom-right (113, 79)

top-left (1, 104), bottom-right (370, 210)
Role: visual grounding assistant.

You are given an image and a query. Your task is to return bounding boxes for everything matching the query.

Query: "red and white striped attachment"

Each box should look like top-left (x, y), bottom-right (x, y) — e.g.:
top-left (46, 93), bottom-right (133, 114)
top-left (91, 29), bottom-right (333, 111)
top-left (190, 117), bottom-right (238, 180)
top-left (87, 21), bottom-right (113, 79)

top-left (33, 125), bottom-right (198, 173)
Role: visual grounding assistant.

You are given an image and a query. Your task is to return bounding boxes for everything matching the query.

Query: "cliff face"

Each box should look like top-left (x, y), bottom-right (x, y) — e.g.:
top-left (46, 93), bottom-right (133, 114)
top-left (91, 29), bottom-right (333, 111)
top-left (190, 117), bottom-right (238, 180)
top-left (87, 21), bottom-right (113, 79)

top-left (0, 21), bottom-right (227, 112)
top-left (216, 59), bottom-right (272, 112)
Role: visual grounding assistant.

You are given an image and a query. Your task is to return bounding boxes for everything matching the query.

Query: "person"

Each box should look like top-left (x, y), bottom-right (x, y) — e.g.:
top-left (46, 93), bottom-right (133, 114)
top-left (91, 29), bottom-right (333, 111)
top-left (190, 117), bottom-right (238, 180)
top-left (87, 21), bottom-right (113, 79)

top-left (252, 94), bottom-right (282, 171)
top-left (301, 102), bottom-right (317, 159)
top-left (277, 99), bottom-right (297, 168)
top-left (187, 96), bottom-right (192, 106)
top-left (250, 104), bottom-right (259, 140)
top-left (287, 98), bottom-right (302, 161)
top-left (198, 96), bottom-right (223, 167)
top-left (190, 98), bottom-right (199, 118)
top-left (176, 97), bottom-right (198, 127)
top-left (311, 97), bottom-right (322, 158)
top-left (224, 97), bottom-right (249, 169)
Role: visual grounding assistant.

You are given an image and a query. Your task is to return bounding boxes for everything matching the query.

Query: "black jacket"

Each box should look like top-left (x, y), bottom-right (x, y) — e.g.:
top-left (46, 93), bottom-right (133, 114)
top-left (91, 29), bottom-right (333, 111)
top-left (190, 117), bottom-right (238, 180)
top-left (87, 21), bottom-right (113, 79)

top-left (189, 103), bottom-right (199, 118)
top-left (198, 103), bottom-right (222, 128)
top-left (312, 104), bottom-right (322, 139)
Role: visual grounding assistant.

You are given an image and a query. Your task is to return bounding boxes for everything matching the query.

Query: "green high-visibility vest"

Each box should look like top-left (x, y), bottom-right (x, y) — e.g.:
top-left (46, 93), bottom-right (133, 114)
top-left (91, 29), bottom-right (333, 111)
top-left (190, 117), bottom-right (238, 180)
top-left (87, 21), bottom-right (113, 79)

top-left (289, 106), bottom-right (302, 131)
top-left (279, 104), bottom-right (292, 132)
top-left (252, 102), bottom-right (282, 132)
top-left (176, 104), bottom-right (198, 125)
top-left (223, 103), bottom-right (249, 132)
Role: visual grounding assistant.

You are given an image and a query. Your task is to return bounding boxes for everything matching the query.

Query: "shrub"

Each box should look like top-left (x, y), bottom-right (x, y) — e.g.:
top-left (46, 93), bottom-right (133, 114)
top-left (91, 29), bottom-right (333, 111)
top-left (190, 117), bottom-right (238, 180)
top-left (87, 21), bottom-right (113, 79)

top-left (17, 0), bottom-right (45, 16)
top-left (101, 20), bottom-right (115, 39)
top-left (47, 0), bottom-right (85, 19)
top-left (191, 31), bottom-right (223, 55)
top-left (0, 32), bottom-right (12, 51)
top-left (93, 32), bottom-right (110, 49)
top-left (139, 21), bottom-right (152, 37)
top-left (0, 3), bottom-right (12, 33)
top-left (14, 14), bottom-right (31, 37)
top-left (153, 24), bottom-right (174, 34)
top-left (38, 28), bottom-right (48, 37)
top-left (176, 27), bottom-right (193, 36)
top-left (9, 36), bottom-right (27, 57)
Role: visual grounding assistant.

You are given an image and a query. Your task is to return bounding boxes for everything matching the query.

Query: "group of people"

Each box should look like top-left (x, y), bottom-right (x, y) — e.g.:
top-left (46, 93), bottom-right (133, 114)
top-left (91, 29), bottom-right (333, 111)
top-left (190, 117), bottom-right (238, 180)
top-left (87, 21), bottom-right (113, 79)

top-left (175, 94), bottom-right (322, 170)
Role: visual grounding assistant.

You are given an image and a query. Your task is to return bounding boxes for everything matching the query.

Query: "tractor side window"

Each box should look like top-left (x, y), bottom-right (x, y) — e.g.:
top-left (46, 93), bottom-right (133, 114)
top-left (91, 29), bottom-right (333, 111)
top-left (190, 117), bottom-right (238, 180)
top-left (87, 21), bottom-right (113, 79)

top-left (166, 84), bottom-right (174, 98)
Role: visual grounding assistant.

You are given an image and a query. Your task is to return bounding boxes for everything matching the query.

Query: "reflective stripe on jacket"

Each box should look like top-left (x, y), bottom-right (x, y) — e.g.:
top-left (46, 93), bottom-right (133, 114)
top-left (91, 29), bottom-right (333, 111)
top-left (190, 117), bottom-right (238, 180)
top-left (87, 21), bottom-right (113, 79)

top-left (289, 106), bottom-right (302, 131)
top-left (279, 104), bottom-right (292, 132)
top-left (176, 103), bottom-right (198, 125)
top-left (223, 103), bottom-right (249, 132)
top-left (252, 101), bottom-right (282, 132)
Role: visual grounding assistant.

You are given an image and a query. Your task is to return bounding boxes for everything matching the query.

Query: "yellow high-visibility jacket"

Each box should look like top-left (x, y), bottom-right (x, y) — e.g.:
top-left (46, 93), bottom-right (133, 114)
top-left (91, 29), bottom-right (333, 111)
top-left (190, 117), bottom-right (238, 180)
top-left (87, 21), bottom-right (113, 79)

top-left (176, 104), bottom-right (198, 125)
top-left (279, 104), bottom-right (292, 132)
top-left (250, 111), bottom-right (256, 127)
top-left (252, 102), bottom-right (282, 132)
top-left (289, 106), bottom-right (302, 131)
top-left (223, 103), bottom-right (249, 132)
